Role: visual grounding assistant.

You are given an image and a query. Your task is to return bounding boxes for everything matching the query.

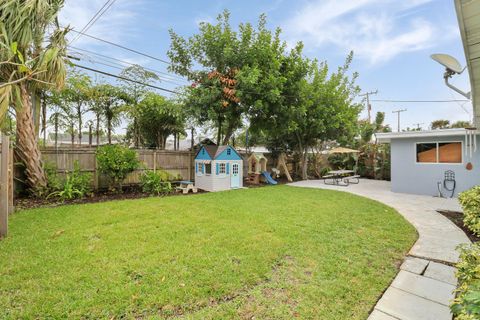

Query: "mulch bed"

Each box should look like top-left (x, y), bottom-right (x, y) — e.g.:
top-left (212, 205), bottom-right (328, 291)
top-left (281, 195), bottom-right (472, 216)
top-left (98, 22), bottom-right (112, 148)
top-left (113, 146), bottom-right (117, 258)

top-left (437, 210), bottom-right (480, 242)
top-left (16, 177), bottom-right (293, 211)
top-left (15, 186), bottom-right (206, 211)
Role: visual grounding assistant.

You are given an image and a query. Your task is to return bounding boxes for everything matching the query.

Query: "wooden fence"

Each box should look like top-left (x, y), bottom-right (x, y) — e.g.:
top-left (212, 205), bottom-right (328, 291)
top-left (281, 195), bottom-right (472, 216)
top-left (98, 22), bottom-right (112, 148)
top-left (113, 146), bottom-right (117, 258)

top-left (40, 148), bottom-right (195, 189)
top-left (0, 134), bottom-right (13, 238)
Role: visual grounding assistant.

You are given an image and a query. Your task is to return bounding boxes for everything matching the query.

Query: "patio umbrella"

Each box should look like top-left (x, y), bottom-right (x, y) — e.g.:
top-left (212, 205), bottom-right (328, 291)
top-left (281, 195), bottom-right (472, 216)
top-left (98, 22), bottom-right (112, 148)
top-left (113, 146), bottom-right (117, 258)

top-left (328, 147), bottom-right (359, 154)
top-left (328, 147), bottom-right (360, 173)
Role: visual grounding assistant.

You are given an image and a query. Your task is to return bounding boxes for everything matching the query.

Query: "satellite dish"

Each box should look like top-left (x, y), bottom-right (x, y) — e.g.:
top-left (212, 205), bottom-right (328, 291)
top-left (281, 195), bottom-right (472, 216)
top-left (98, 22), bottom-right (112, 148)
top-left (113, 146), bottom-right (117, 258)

top-left (431, 53), bottom-right (464, 74)
top-left (430, 53), bottom-right (471, 99)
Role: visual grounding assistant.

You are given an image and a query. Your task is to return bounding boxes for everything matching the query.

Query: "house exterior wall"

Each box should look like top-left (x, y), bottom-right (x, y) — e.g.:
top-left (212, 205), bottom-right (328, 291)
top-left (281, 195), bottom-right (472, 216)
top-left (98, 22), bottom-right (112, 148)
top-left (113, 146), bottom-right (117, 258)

top-left (390, 134), bottom-right (480, 196)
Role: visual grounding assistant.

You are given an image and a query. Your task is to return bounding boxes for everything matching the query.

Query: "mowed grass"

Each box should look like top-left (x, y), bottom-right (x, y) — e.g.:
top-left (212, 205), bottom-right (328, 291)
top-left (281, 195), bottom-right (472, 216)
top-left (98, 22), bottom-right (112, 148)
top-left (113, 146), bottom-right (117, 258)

top-left (0, 186), bottom-right (417, 319)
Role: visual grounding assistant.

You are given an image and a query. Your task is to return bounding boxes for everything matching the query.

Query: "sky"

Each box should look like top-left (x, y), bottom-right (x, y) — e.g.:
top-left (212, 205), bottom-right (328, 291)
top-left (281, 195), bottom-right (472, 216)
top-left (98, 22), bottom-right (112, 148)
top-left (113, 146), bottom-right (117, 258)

top-left (59, 0), bottom-right (473, 132)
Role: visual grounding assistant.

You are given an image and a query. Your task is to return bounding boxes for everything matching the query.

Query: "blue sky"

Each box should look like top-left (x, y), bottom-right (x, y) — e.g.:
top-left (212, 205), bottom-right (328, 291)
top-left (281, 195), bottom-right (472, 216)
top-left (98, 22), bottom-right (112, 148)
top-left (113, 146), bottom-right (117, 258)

top-left (59, 0), bottom-right (472, 132)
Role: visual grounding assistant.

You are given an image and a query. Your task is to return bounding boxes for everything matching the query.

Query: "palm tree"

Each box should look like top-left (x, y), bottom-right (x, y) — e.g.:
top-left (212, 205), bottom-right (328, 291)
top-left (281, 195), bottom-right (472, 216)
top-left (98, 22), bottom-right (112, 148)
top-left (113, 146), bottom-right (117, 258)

top-left (90, 84), bottom-right (124, 144)
top-left (0, 0), bottom-right (68, 191)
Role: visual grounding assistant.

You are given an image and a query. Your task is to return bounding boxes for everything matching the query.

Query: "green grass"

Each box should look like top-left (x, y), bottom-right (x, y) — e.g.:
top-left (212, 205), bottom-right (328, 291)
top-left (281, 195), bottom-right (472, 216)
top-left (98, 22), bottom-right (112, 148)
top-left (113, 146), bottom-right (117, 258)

top-left (0, 186), bottom-right (417, 319)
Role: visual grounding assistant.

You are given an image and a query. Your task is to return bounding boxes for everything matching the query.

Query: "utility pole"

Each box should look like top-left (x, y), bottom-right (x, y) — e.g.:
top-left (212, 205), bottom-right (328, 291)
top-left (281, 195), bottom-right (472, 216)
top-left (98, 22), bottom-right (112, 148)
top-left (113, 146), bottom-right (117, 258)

top-left (359, 90), bottom-right (378, 123)
top-left (392, 109), bottom-right (407, 132)
top-left (412, 123), bottom-right (424, 130)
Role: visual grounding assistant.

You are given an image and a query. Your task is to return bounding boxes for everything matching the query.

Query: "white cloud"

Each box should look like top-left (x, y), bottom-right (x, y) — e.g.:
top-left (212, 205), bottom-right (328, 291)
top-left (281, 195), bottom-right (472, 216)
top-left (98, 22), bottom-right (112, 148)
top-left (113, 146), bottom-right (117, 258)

top-left (59, 0), bottom-right (140, 47)
top-left (283, 0), bottom-right (454, 64)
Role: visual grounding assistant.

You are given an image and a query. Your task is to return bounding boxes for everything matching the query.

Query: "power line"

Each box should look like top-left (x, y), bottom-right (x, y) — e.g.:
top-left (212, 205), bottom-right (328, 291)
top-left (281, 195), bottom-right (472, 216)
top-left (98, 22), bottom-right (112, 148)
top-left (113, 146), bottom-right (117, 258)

top-left (68, 50), bottom-right (188, 87)
top-left (371, 99), bottom-right (470, 103)
top-left (68, 28), bottom-right (173, 66)
top-left (72, 63), bottom-right (180, 94)
top-left (68, 45), bottom-right (189, 83)
top-left (70, 0), bottom-right (117, 44)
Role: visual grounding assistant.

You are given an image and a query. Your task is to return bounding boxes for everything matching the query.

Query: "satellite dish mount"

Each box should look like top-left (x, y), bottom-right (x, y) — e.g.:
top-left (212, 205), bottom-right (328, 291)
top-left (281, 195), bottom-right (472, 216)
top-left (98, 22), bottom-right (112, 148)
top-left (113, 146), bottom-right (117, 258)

top-left (431, 53), bottom-right (471, 99)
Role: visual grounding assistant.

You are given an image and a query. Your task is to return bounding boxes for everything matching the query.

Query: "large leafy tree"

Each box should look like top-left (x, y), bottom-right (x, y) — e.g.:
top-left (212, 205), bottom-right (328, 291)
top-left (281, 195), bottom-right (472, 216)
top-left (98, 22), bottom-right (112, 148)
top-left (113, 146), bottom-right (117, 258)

top-left (136, 93), bottom-right (185, 149)
top-left (0, 0), bottom-right (68, 191)
top-left (253, 50), bottom-right (362, 179)
top-left (168, 11), bottom-right (287, 145)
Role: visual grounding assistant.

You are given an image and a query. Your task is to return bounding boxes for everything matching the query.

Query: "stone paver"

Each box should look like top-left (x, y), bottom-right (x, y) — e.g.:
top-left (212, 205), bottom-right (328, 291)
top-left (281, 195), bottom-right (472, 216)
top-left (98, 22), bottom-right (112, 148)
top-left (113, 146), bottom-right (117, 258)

top-left (372, 287), bottom-right (452, 320)
top-left (424, 262), bottom-right (457, 286)
top-left (400, 257), bottom-right (429, 274)
top-left (391, 270), bottom-right (455, 306)
top-left (288, 179), bottom-right (470, 320)
top-left (369, 309), bottom-right (399, 320)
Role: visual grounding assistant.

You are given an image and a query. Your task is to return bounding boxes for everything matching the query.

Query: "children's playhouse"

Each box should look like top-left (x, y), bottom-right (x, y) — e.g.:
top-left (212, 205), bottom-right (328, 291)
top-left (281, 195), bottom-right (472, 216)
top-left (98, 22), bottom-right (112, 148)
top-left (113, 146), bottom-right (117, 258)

top-left (194, 145), bottom-right (243, 192)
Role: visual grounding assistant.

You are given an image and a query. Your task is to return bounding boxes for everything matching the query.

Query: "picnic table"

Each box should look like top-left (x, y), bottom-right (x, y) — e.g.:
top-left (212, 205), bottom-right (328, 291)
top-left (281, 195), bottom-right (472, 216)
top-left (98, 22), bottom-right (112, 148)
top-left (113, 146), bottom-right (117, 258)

top-left (322, 170), bottom-right (360, 186)
top-left (176, 181), bottom-right (198, 194)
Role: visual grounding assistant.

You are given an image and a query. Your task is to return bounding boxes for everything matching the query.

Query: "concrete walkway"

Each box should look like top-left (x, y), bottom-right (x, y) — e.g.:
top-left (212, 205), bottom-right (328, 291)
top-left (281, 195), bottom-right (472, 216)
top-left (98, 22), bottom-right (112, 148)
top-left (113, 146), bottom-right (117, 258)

top-left (288, 179), bottom-right (471, 320)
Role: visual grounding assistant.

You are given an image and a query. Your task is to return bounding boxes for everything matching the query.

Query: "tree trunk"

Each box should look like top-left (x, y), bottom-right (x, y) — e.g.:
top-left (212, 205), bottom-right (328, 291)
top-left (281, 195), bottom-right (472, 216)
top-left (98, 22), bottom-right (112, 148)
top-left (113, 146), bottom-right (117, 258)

top-left (88, 124), bottom-right (92, 147)
top-left (77, 103), bottom-right (82, 146)
top-left (96, 115), bottom-right (100, 146)
top-left (133, 117), bottom-right (139, 148)
top-left (41, 95), bottom-right (47, 147)
top-left (71, 124), bottom-right (74, 147)
top-left (107, 117), bottom-right (112, 145)
top-left (217, 117), bottom-right (222, 145)
top-left (16, 83), bottom-right (47, 191)
top-left (301, 148), bottom-right (308, 180)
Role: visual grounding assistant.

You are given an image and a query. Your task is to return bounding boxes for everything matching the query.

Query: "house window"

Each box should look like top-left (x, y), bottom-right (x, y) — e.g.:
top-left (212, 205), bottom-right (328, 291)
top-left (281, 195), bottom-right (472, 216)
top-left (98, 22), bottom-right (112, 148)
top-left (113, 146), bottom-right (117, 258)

top-left (219, 163), bottom-right (226, 174)
top-left (227, 149), bottom-right (231, 155)
top-left (416, 143), bottom-right (437, 163)
top-left (205, 163), bottom-right (212, 175)
top-left (439, 142), bottom-right (462, 163)
top-left (197, 163), bottom-right (204, 175)
top-left (416, 142), bottom-right (462, 164)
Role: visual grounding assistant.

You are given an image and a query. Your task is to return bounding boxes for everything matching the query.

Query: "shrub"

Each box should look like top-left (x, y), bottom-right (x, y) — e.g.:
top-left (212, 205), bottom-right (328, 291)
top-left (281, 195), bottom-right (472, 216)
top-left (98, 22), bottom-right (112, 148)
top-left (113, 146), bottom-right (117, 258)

top-left (48, 161), bottom-right (92, 201)
top-left (459, 186), bottom-right (480, 236)
top-left (451, 243), bottom-right (480, 320)
top-left (44, 161), bottom-right (62, 193)
top-left (140, 170), bottom-right (173, 196)
top-left (96, 145), bottom-right (139, 191)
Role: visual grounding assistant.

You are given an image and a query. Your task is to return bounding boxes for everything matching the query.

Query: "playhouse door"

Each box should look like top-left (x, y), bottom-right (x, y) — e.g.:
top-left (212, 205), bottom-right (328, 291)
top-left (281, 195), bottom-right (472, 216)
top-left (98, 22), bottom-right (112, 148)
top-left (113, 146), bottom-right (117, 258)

top-left (231, 163), bottom-right (241, 188)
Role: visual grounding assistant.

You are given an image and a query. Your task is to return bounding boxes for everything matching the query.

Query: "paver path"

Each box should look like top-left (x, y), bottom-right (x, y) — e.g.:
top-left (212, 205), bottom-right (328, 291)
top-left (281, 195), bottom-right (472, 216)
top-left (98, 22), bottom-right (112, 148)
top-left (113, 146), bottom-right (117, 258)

top-left (288, 179), bottom-right (471, 320)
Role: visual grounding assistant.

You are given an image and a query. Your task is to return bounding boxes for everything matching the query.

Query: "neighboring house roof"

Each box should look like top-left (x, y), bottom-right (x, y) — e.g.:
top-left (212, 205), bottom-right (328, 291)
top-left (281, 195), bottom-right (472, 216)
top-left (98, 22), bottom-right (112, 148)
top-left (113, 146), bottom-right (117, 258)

top-left (194, 145), bottom-right (242, 160)
top-left (376, 128), bottom-right (468, 143)
top-left (455, 0), bottom-right (480, 127)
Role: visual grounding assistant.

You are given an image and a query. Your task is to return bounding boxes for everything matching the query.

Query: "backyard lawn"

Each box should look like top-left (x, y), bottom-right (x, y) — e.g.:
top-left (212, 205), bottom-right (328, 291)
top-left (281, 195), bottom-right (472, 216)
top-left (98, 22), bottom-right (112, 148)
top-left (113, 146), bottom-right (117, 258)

top-left (0, 186), bottom-right (417, 319)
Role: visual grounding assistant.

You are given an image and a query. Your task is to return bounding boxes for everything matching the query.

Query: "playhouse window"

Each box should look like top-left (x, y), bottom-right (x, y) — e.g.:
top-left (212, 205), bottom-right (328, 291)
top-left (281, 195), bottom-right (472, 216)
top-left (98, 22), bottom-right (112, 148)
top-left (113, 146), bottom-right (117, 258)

top-left (219, 163), bottom-right (226, 174)
top-left (205, 163), bottom-right (212, 175)
top-left (416, 142), bottom-right (462, 164)
top-left (227, 149), bottom-right (231, 155)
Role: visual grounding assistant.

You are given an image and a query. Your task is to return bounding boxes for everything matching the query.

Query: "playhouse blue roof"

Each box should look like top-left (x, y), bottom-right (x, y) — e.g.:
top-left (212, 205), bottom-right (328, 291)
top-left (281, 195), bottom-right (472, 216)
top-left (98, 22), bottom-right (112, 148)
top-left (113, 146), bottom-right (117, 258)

top-left (195, 145), bottom-right (242, 160)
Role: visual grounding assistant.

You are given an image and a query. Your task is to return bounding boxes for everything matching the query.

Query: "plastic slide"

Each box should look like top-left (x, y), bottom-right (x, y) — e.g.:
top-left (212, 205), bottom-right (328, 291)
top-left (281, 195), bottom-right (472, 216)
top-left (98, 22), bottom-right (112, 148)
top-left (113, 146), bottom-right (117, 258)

top-left (261, 171), bottom-right (278, 185)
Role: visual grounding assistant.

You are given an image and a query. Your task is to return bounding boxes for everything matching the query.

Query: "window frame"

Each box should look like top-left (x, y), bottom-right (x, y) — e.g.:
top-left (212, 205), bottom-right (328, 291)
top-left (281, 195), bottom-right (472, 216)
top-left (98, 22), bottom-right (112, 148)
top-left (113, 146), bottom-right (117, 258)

top-left (415, 141), bottom-right (463, 165)
top-left (205, 163), bottom-right (212, 175)
top-left (219, 162), bottom-right (226, 175)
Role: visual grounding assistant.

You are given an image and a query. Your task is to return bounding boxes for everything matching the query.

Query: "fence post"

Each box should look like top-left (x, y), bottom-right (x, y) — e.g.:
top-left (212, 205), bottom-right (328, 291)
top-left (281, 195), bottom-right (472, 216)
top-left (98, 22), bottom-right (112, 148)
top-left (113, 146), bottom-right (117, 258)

top-left (8, 147), bottom-right (13, 214)
top-left (1, 134), bottom-right (10, 238)
top-left (153, 151), bottom-right (157, 172)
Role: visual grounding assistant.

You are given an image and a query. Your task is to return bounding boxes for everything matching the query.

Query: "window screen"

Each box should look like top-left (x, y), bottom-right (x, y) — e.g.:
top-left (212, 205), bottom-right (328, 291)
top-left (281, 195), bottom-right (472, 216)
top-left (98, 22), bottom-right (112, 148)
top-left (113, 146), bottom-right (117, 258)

top-left (439, 142), bottom-right (462, 163)
top-left (416, 143), bottom-right (437, 163)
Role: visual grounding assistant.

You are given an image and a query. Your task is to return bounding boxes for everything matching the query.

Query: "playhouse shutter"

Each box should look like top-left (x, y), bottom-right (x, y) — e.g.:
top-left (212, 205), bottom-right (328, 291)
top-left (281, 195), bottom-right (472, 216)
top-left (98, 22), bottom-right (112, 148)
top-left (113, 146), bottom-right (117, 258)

top-left (202, 163), bottom-right (205, 173)
top-left (195, 162), bottom-right (198, 173)
top-left (226, 163), bottom-right (230, 174)
top-left (216, 163), bottom-right (219, 175)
